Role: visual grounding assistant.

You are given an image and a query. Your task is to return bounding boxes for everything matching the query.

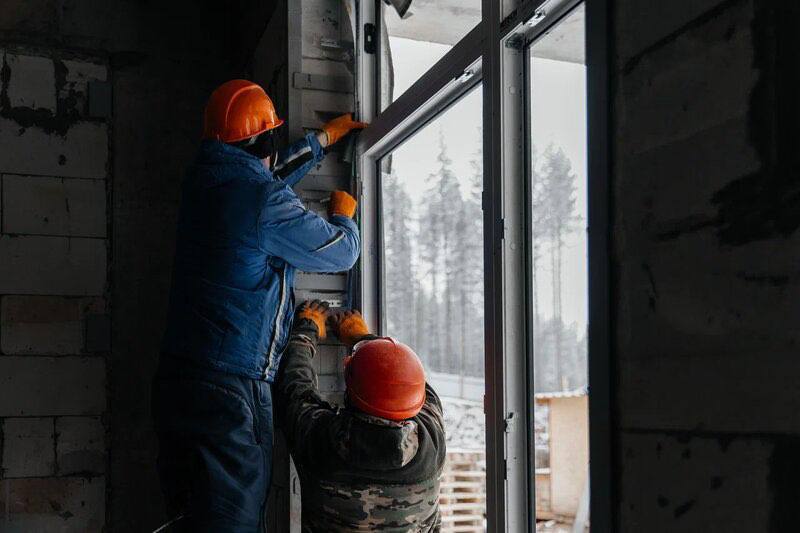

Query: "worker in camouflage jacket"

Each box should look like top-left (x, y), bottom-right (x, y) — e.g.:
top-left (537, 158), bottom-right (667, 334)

top-left (275, 300), bottom-right (447, 532)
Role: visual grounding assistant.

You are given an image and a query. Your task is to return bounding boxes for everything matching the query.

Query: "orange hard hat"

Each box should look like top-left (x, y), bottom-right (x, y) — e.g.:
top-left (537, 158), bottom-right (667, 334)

top-left (203, 79), bottom-right (284, 143)
top-left (344, 337), bottom-right (426, 421)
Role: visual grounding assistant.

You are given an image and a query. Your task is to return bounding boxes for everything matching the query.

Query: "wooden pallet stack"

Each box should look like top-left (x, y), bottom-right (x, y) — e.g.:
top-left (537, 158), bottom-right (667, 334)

top-left (439, 449), bottom-right (487, 532)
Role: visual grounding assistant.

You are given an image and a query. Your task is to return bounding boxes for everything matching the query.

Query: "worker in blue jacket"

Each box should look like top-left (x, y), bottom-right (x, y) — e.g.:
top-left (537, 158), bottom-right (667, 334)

top-left (152, 79), bottom-right (366, 532)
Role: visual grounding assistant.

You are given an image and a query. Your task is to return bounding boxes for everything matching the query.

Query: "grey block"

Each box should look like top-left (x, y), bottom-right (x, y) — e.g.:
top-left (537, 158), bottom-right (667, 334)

top-left (0, 357), bottom-right (106, 416)
top-left (293, 72), bottom-right (354, 93)
top-left (1, 417), bottom-right (55, 478)
top-left (2, 175), bottom-right (107, 237)
top-left (0, 235), bottom-right (106, 296)
top-left (0, 295), bottom-right (104, 355)
top-left (0, 118), bottom-right (108, 180)
top-left (55, 416), bottom-right (106, 475)
top-left (0, 477), bottom-right (105, 532)
top-left (5, 53), bottom-right (56, 111)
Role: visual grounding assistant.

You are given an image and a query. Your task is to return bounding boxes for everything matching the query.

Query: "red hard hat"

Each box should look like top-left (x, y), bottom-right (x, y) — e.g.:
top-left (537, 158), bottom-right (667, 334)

top-left (203, 79), bottom-right (284, 143)
top-left (344, 337), bottom-right (426, 421)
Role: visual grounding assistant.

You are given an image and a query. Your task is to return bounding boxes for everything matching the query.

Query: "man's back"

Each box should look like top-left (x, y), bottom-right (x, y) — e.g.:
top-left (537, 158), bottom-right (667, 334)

top-left (275, 319), bottom-right (447, 532)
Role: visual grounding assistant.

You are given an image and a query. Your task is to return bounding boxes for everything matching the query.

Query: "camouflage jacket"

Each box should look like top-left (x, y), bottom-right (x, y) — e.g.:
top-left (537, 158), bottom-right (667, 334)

top-left (275, 319), bottom-right (447, 532)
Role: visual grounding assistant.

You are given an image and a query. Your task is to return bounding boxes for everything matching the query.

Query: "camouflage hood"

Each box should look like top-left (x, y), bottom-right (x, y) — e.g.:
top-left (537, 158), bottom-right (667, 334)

top-left (332, 410), bottom-right (421, 470)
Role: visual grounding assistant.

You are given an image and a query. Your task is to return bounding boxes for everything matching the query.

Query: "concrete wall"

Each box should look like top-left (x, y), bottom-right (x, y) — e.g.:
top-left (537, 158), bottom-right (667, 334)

top-left (612, 0), bottom-right (800, 530)
top-left (0, 2), bottom-right (277, 530)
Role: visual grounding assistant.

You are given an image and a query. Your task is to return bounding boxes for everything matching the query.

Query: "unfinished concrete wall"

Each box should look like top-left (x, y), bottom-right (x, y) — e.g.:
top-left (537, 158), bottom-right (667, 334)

top-left (612, 0), bottom-right (800, 530)
top-left (0, 2), bottom-right (277, 530)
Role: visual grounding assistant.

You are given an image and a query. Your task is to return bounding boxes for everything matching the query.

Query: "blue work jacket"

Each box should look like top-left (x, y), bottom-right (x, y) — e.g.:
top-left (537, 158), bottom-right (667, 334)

top-left (162, 134), bottom-right (360, 381)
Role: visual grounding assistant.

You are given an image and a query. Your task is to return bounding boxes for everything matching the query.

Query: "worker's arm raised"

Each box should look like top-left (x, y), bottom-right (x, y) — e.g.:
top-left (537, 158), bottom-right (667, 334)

top-left (272, 132), bottom-right (325, 187)
top-left (274, 115), bottom-right (367, 187)
top-left (274, 301), bottom-right (337, 467)
top-left (259, 187), bottom-right (360, 273)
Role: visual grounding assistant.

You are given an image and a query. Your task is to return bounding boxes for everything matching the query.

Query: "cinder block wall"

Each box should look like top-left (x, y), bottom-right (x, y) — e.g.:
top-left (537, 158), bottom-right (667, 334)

top-left (612, 0), bottom-right (800, 529)
top-left (0, 2), bottom-right (278, 531)
top-left (0, 48), bottom-right (110, 531)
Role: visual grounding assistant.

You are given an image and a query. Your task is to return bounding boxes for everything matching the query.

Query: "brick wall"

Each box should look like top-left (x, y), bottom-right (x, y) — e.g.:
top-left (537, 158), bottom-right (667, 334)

top-left (0, 49), bottom-right (109, 532)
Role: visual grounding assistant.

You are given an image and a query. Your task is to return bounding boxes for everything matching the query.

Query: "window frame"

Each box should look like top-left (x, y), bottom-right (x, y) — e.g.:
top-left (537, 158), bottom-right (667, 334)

top-left (354, 0), bottom-right (612, 529)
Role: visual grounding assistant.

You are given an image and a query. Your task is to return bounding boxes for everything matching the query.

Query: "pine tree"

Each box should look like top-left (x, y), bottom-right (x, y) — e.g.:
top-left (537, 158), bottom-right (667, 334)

top-left (540, 144), bottom-right (581, 390)
top-left (437, 130), bottom-right (465, 373)
top-left (530, 144), bottom-right (547, 343)
top-left (418, 130), bottom-right (456, 371)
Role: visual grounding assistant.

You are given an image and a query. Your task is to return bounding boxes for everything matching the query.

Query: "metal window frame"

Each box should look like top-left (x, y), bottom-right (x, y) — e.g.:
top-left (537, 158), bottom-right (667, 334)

top-left (354, 0), bottom-right (612, 530)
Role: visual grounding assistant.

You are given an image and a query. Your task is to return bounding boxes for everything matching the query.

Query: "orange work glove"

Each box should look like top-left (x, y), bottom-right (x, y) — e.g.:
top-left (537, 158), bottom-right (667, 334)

top-left (322, 113), bottom-right (368, 146)
top-left (297, 300), bottom-right (329, 339)
top-left (330, 310), bottom-right (370, 347)
top-left (329, 190), bottom-right (357, 218)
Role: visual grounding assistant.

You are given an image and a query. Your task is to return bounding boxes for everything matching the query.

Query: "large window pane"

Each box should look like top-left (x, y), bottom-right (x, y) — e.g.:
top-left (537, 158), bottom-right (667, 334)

top-left (379, 1), bottom-right (481, 110)
top-left (381, 85), bottom-right (486, 531)
top-left (527, 5), bottom-right (589, 531)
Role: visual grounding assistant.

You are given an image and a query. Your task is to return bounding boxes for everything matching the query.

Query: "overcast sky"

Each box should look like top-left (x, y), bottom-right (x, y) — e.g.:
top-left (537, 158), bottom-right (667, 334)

top-left (386, 36), bottom-right (588, 332)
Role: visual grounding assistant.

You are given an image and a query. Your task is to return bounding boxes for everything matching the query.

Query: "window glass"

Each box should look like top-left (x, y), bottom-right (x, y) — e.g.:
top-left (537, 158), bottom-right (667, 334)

top-left (379, 0), bottom-right (481, 110)
top-left (381, 85), bottom-right (486, 530)
top-left (527, 4), bottom-right (589, 530)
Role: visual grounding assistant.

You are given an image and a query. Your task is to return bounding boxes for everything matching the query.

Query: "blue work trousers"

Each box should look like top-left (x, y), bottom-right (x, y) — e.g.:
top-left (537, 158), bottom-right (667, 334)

top-left (152, 356), bottom-right (274, 532)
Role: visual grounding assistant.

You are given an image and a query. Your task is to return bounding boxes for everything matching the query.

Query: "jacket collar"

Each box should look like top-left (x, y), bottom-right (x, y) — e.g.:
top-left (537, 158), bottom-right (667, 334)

top-left (196, 139), bottom-right (272, 179)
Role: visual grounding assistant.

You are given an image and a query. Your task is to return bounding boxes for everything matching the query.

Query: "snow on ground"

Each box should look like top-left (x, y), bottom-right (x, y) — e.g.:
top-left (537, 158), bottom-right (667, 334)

top-left (440, 396), bottom-right (551, 452)
top-left (441, 396), bottom-right (485, 450)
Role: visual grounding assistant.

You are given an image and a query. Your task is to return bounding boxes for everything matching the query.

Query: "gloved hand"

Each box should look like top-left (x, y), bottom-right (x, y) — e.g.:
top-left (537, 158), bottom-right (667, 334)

top-left (329, 309), bottom-right (370, 347)
top-left (322, 113), bottom-right (368, 146)
top-left (329, 190), bottom-right (357, 218)
top-left (297, 300), bottom-right (330, 339)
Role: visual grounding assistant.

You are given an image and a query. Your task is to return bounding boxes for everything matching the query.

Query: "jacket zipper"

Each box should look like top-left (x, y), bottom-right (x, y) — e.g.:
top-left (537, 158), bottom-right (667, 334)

top-left (264, 266), bottom-right (288, 379)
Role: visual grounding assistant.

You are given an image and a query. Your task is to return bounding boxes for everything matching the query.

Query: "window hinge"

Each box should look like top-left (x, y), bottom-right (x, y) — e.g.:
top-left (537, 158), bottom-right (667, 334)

top-left (364, 23), bottom-right (377, 54)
